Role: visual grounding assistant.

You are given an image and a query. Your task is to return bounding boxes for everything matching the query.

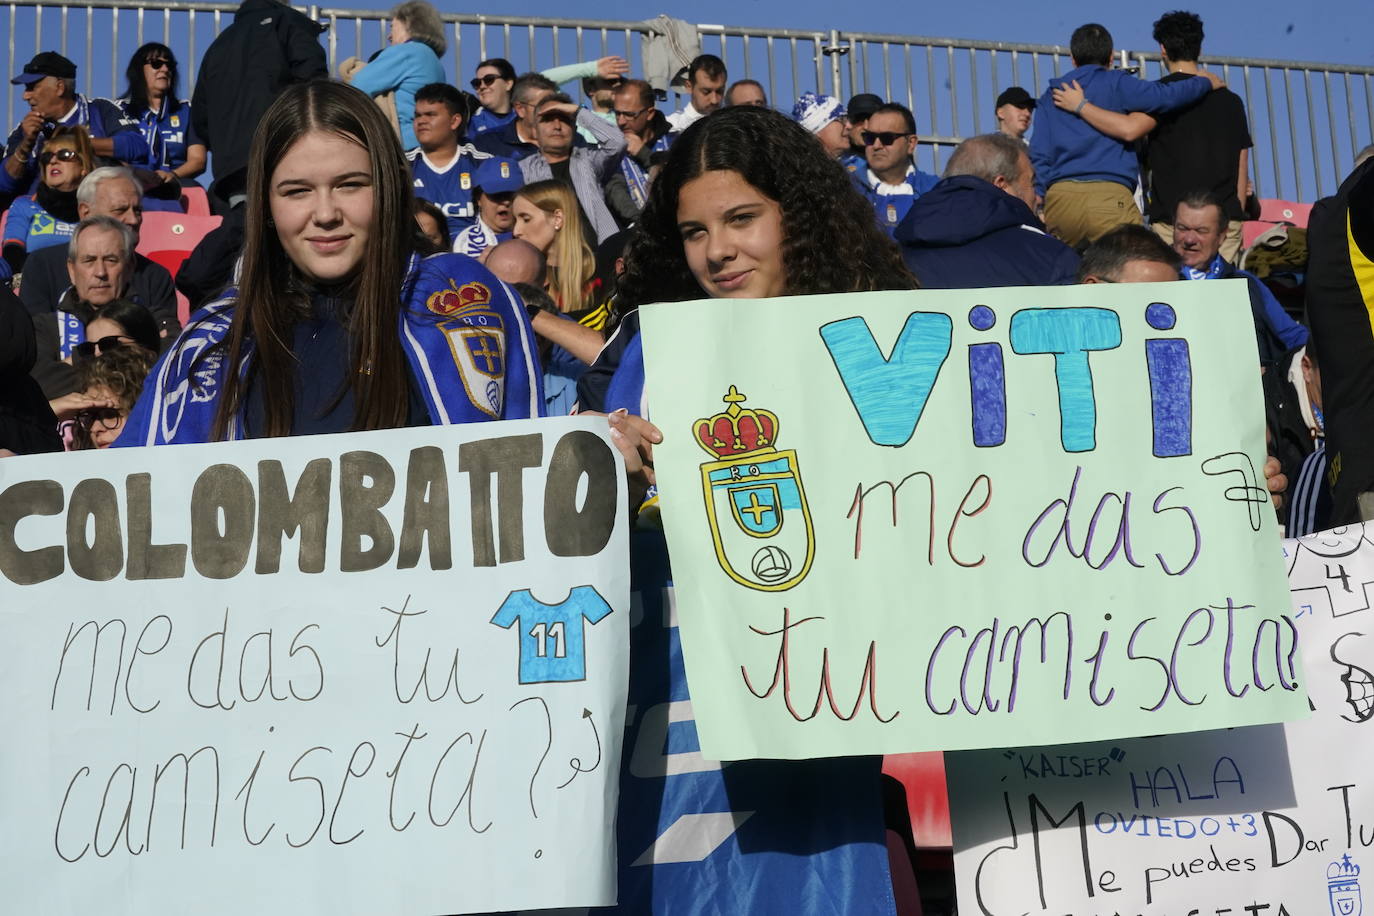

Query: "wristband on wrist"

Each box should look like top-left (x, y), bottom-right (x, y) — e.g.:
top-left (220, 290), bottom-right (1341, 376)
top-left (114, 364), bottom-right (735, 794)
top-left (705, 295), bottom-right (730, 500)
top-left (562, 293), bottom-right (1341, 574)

top-left (1074, 99), bottom-right (1087, 114)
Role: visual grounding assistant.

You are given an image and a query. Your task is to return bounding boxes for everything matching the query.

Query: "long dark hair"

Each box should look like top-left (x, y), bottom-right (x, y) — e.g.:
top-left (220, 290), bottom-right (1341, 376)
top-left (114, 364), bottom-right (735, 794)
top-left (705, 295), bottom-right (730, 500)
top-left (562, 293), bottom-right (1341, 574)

top-left (618, 105), bottom-right (916, 307)
top-left (123, 42), bottom-right (179, 113)
top-left (210, 80), bottom-right (416, 440)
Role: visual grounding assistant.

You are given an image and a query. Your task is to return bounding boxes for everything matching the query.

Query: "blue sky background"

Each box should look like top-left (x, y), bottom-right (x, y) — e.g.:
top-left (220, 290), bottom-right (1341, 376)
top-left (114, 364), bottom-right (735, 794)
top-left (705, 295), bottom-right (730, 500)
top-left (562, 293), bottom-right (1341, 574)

top-left (5, 0), bottom-right (1370, 199)
top-left (445, 0), bottom-right (1369, 67)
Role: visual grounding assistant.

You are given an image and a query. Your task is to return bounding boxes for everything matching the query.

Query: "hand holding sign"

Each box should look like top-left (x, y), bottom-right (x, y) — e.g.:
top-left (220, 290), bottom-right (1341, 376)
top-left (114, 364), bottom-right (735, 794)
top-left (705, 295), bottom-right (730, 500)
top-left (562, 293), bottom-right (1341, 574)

top-left (641, 282), bottom-right (1304, 759)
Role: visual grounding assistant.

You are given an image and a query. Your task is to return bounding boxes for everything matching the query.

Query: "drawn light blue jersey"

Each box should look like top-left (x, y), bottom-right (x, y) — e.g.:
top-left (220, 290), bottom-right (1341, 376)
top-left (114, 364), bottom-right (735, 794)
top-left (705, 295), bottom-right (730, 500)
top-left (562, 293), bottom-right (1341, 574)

top-left (491, 586), bottom-right (612, 683)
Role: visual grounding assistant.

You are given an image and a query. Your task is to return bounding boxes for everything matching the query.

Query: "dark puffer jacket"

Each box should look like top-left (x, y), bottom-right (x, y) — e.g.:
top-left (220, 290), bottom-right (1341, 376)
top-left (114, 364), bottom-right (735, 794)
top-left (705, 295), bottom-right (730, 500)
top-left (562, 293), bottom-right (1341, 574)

top-left (894, 175), bottom-right (1080, 289)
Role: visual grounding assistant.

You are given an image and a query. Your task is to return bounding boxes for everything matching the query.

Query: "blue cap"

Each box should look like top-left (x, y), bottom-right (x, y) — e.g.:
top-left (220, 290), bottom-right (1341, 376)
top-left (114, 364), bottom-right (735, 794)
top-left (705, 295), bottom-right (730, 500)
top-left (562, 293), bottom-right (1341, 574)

top-left (473, 157), bottom-right (523, 195)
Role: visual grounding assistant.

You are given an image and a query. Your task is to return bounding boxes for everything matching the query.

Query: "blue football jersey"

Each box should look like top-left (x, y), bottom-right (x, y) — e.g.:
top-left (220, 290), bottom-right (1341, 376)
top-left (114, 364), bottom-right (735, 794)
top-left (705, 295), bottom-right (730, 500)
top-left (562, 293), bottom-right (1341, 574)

top-left (491, 586), bottom-right (613, 684)
top-left (407, 145), bottom-right (491, 239)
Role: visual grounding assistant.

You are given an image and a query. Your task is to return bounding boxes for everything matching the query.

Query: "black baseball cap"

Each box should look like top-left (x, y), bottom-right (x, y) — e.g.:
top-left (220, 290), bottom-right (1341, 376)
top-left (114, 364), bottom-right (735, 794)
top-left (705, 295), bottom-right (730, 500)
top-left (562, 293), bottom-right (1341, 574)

top-left (845, 93), bottom-right (884, 121)
top-left (11, 51), bottom-right (76, 85)
top-left (996, 86), bottom-right (1035, 109)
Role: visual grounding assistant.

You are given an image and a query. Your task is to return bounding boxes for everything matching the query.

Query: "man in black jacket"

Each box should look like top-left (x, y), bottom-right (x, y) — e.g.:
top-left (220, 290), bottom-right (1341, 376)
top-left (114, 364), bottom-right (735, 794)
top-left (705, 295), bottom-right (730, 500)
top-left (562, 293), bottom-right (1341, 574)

top-left (1306, 157), bottom-right (1374, 524)
top-left (896, 133), bottom-right (1079, 288)
top-left (19, 167), bottom-right (177, 338)
top-left (191, 0), bottom-right (327, 211)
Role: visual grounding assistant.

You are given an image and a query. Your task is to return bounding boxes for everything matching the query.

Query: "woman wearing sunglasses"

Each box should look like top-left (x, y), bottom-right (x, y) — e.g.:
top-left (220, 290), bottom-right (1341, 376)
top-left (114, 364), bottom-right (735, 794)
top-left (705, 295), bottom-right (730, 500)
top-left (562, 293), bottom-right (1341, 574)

top-left (582, 105), bottom-right (918, 912)
top-left (0, 125), bottom-right (91, 281)
top-left (77, 298), bottom-right (161, 359)
top-left (117, 43), bottom-right (207, 201)
top-left (65, 345), bottom-right (157, 450)
top-left (467, 56), bottom-right (631, 141)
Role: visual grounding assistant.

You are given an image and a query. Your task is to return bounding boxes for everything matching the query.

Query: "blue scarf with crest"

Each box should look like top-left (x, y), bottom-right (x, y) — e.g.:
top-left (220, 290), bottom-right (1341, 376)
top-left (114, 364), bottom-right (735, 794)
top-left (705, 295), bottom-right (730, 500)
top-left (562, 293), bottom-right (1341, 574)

top-left (115, 252), bottom-right (544, 446)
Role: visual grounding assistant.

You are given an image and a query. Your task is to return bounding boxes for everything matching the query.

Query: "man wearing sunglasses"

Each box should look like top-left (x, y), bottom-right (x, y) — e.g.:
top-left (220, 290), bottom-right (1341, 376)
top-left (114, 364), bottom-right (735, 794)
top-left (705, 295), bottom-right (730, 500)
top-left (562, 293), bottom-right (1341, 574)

top-left (1, 52), bottom-right (147, 209)
top-left (854, 102), bottom-right (939, 237)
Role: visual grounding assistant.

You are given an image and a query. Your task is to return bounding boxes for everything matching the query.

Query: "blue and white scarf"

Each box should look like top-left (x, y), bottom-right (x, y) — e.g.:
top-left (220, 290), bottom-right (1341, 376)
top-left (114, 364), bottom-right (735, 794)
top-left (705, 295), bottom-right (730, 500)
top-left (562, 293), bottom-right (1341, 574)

top-left (116, 252), bottom-right (545, 446)
top-left (620, 156), bottom-right (650, 211)
top-left (1182, 252), bottom-right (1228, 281)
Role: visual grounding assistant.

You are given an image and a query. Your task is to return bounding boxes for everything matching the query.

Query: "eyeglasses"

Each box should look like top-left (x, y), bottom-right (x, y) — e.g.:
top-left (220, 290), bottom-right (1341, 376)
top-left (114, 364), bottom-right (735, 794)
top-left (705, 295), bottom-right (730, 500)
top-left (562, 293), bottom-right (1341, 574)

top-left (614, 107), bottom-right (648, 120)
top-left (145, 58), bottom-right (173, 70)
top-left (73, 335), bottom-right (133, 359)
top-left (76, 407), bottom-right (125, 431)
top-left (470, 73), bottom-right (503, 90)
top-left (862, 130), bottom-right (913, 147)
top-left (38, 147), bottom-right (78, 165)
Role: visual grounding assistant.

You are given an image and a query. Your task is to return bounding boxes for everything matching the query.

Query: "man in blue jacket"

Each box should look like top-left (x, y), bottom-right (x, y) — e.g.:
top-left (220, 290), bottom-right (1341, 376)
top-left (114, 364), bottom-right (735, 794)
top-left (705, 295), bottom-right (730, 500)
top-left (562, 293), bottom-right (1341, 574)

top-left (895, 133), bottom-right (1079, 288)
top-left (1173, 191), bottom-right (1307, 370)
top-left (1029, 23), bottom-right (1219, 248)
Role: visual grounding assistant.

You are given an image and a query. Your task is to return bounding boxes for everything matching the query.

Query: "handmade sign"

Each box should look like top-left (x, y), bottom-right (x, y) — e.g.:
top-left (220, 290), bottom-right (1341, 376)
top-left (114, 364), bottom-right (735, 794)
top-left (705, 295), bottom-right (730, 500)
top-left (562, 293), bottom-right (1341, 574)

top-left (0, 418), bottom-right (628, 914)
top-left (640, 282), bottom-right (1305, 759)
top-left (949, 524), bottom-right (1374, 915)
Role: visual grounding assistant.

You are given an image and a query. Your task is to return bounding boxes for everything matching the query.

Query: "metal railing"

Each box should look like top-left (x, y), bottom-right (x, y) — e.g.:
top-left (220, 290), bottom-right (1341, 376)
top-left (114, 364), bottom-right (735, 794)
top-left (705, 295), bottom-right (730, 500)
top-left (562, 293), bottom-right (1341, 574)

top-left (6, 0), bottom-right (1374, 201)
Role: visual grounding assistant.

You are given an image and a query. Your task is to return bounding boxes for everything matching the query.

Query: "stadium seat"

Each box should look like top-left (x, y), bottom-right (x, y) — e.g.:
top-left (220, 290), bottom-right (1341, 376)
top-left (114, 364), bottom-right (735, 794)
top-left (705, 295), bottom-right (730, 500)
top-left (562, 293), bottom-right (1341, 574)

top-left (1258, 198), bottom-right (1313, 227)
top-left (137, 212), bottom-right (221, 325)
top-left (180, 184), bottom-right (211, 217)
top-left (883, 752), bottom-right (952, 848)
top-left (136, 212), bottom-right (220, 259)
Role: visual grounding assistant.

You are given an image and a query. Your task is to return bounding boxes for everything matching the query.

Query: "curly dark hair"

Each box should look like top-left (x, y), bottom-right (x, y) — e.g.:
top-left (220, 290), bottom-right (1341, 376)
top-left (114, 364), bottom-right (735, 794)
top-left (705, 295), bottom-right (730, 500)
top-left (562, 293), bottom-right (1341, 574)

top-left (1152, 11), bottom-right (1204, 64)
top-left (69, 345), bottom-right (157, 450)
top-left (617, 106), bottom-right (915, 307)
top-left (77, 344), bottom-right (158, 411)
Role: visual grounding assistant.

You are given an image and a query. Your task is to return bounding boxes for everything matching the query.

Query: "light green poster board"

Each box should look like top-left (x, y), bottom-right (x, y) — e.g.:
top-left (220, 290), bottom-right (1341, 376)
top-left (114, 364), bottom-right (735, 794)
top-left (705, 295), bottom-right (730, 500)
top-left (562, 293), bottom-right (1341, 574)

top-left (640, 280), bottom-right (1307, 760)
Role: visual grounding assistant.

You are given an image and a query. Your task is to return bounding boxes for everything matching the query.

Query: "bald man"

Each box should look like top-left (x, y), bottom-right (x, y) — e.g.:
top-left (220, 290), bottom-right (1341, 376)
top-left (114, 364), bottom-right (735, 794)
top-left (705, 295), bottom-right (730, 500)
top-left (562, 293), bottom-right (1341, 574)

top-left (483, 238), bottom-right (547, 287)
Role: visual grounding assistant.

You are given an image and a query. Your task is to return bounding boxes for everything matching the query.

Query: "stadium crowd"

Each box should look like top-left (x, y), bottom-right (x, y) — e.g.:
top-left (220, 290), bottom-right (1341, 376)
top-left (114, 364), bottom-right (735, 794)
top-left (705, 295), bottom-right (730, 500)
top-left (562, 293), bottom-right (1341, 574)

top-left (2, 0), bottom-right (1370, 910)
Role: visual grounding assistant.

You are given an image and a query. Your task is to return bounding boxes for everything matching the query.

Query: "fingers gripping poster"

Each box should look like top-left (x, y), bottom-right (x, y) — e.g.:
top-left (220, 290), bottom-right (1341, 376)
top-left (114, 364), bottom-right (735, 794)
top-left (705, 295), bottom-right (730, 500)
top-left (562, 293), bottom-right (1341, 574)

top-left (0, 418), bottom-right (629, 915)
top-left (639, 282), bottom-right (1305, 759)
top-left (948, 524), bottom-right (1374, 916)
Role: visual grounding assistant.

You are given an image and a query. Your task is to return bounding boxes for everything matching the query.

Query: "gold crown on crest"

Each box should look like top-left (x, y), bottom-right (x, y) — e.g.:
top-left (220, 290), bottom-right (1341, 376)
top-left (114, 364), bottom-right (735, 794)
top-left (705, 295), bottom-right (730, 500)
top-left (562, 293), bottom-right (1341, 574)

top-left (694, 386), bottom-right (780, 459)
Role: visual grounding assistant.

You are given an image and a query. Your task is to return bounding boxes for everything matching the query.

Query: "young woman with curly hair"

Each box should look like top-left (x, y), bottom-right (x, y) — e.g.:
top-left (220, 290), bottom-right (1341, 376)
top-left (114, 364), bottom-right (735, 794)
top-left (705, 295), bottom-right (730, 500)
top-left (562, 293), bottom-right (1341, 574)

top-left (615, 104), bottom-right (915, 308)
top-left (585, 104), bottom-right (917, 914)
top-left (66, 344), bottom-right (158, 449)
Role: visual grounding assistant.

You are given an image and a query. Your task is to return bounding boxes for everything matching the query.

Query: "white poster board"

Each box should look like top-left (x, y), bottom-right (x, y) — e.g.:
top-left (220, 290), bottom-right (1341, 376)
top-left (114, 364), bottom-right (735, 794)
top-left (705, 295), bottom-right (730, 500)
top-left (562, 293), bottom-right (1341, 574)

top-left (950, 525), bottom-right (1374, 915)
top-left (0, 417), bottom-right (629, 915)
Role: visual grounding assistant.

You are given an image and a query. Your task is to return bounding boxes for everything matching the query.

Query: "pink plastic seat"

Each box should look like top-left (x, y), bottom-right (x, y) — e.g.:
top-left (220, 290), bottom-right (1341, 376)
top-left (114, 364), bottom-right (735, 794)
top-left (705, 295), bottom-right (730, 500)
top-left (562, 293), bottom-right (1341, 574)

top-left (1257, 198), bottom-right (1313, 227)
top-left (179, 184), bottom-right (211, 216)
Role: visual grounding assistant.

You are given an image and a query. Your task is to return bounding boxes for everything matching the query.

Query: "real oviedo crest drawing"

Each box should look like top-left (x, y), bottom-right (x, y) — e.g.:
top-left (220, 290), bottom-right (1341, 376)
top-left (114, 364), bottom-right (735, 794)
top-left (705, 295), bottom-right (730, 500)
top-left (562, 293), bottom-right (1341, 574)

top-left (694, 386), bottom-right (815, 592)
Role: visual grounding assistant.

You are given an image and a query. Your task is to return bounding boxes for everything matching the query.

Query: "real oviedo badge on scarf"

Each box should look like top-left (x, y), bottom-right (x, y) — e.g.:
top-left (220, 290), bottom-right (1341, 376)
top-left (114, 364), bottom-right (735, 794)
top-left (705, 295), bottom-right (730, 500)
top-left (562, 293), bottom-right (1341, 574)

top-left (694, 386), bottom-right (815, 591)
